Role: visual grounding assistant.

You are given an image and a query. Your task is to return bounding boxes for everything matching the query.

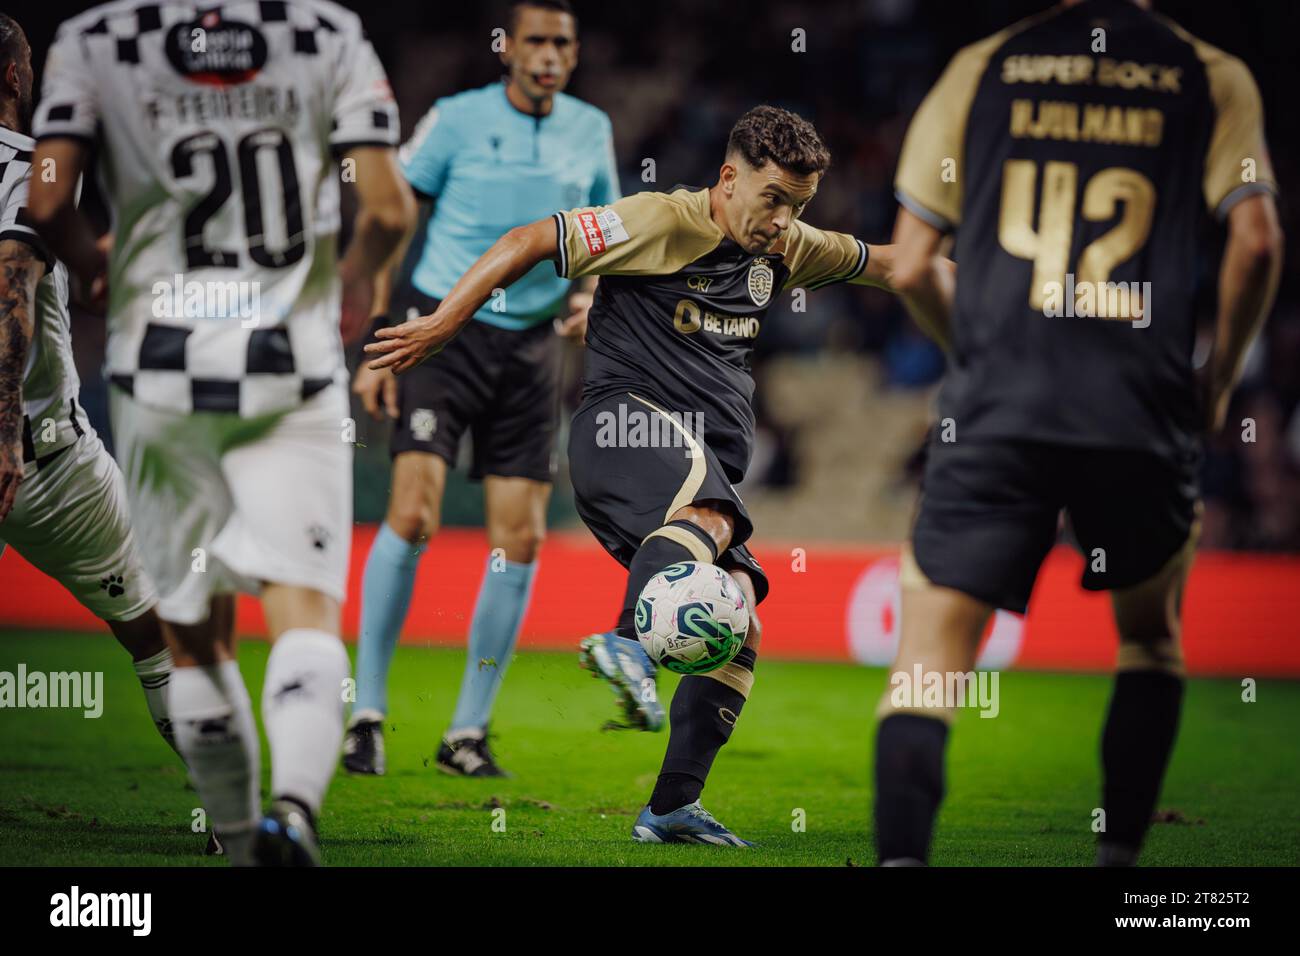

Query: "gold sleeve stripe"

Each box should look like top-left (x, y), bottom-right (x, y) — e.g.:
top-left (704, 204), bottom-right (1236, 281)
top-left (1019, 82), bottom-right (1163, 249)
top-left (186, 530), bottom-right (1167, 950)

top-left (552, 211), bottom-right (569, 279)
top-left (894, 9), bottom-right (1054, 230)
top-left (893, 29), bottom-right (1012, 231)
top-left (807, 238), bottom-right (868, 290)
top-left (1155, 14), bottom-right (1279, 219)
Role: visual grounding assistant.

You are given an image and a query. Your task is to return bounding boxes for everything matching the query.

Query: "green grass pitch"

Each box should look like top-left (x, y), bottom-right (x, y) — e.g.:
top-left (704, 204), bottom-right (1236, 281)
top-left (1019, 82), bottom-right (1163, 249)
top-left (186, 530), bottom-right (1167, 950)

top-left (1, 630), bottom-right (1297, 866)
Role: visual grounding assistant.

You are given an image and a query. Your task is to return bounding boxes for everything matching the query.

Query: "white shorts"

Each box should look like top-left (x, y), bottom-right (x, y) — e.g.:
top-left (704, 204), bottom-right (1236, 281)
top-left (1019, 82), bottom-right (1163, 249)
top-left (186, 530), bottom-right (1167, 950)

top-left (109, 384), bottom-right (353, 625)
top-left (0, 430), bottom-right (156, 621)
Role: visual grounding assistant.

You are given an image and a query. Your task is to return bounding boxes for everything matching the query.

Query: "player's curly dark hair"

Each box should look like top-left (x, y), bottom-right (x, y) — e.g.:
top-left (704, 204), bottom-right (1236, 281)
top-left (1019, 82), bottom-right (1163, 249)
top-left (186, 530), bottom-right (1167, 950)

top-left (726, 105), bottom-right (831, 177)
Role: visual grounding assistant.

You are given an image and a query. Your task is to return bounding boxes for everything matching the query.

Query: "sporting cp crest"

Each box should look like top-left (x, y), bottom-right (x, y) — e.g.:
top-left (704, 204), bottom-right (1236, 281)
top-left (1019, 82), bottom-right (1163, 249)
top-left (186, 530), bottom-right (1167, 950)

top-left (747, 258), bottom-right (774, 307)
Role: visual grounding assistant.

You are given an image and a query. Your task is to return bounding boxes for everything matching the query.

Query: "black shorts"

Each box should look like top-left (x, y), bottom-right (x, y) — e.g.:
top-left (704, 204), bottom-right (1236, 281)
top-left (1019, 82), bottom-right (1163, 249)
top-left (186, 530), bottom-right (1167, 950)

top-left (912, 438), bottom-right (1199, 613)
top-left (389, 287), bottom-right (560, 482)
top-left (567, 391), bottom-right (770, 604)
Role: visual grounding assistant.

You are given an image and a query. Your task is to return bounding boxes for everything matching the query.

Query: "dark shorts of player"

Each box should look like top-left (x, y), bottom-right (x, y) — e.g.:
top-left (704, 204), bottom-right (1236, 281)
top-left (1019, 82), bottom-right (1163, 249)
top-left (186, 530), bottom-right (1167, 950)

top-left (568, 391), bottom-right (770, 605)
top-left (388, 287), bottom-right (560, 483)
top-left (912, 439), bottom-right (1200, 614)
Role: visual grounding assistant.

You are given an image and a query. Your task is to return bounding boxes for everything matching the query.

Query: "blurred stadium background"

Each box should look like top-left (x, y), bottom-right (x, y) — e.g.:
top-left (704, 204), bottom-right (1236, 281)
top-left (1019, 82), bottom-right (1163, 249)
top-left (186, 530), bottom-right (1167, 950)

top-left (5, 0), bottom-right (1299, 674)
top-left (2, 0), bottom-right (1298, 871)
top-left (23, 0), bottom-right (1299, 547)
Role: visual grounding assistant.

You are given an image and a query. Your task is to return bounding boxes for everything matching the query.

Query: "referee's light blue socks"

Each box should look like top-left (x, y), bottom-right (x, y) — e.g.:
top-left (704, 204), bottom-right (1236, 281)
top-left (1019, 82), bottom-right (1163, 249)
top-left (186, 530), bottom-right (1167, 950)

top-left (354, 522), bottom-right (427, 717)
top-left (448, 556), bottom-right (539, 734)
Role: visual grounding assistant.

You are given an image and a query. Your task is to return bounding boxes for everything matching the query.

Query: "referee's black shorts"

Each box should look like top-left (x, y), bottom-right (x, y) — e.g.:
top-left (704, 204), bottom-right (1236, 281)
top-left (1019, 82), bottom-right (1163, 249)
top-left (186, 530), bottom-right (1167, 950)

top-left (387, 285), bottom-right (560, 483)
top-left (911, 437), bottom-right (1200, 613)
top-left (567, 390), bottom-right (770, 604)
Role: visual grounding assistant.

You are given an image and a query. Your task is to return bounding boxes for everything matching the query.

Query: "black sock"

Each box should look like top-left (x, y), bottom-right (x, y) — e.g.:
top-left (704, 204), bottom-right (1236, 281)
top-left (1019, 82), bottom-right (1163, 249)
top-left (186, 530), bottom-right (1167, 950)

top-left (614, 520), bottom-right (718, 640)
top-left (1099, 669), bottom-right (1184, 855)
top-left (649, 647), bottom-right (756, 814)
top-left (874, 713), bottom-right (948, 863)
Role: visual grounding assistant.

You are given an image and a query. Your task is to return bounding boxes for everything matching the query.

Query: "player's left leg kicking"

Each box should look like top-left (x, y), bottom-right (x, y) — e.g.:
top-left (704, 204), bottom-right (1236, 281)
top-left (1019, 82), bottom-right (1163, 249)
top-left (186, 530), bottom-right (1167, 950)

top-left (570, 393), bottom-right (767, 845)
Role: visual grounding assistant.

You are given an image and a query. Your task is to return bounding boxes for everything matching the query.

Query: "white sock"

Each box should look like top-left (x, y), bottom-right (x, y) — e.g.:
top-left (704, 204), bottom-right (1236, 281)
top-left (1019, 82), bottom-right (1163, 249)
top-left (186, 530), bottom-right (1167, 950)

top-left (262, 629), bottom-right (350, 817)
top-left (133, 646), bottom-right (179, 756)
top-left (169, 662), bottom-right (261, 866)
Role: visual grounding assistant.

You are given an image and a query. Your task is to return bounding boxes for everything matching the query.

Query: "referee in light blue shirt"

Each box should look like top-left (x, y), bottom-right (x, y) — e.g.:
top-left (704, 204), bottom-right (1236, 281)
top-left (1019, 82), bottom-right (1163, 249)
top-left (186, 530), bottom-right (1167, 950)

top-left (346, 0), bottom-right (620, 777)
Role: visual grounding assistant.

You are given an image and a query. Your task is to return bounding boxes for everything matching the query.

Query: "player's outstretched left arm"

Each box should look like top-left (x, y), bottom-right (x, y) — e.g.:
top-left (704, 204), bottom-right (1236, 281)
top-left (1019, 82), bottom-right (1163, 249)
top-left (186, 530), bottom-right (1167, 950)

top-left (365, 216), bottom-right (559, 374)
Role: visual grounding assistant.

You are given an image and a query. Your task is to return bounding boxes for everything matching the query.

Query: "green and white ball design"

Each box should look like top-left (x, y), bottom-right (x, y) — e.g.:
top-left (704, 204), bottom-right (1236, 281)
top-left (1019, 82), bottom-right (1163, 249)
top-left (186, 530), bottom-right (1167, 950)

top-left (635, 562), bottom-right (749, 675)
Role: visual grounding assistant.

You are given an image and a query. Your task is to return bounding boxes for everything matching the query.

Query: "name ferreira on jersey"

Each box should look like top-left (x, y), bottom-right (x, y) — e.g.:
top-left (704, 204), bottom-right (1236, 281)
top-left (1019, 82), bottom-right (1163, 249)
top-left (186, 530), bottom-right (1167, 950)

top-left (143, 84), bottom-right (303, 131)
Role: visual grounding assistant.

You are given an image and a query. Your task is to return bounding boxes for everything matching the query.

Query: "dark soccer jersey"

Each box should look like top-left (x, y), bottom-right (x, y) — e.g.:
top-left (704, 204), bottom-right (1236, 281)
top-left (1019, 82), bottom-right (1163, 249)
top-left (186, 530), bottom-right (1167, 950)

top-left (553, 186), bottom-right (867, 480)
top-left (894, 0), bottom-right (1277, 461)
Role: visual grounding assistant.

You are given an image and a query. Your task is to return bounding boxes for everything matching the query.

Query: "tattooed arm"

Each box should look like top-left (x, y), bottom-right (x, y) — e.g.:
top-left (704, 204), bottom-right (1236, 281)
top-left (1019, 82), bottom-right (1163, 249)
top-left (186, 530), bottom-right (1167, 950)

top-left (0, 239), bottom-right (41, 521)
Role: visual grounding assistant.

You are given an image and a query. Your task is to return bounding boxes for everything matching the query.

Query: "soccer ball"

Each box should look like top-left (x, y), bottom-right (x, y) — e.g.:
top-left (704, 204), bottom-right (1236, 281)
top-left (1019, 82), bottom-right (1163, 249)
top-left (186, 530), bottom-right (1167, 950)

top-left (634, 562), bottom-right (749, 675)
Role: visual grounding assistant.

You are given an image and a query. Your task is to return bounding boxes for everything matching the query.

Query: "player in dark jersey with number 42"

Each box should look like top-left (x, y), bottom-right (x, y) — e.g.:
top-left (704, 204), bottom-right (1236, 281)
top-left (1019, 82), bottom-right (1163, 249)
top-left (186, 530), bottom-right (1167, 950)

top-left (880, 0), bottom-right (1282, 866)
top-left (368, 105), bottom-right (945, 846)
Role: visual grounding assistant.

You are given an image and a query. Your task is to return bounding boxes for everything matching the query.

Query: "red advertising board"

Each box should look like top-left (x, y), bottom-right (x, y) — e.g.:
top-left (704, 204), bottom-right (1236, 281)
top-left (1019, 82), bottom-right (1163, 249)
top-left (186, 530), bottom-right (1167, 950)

top-left (2, 527), bottom-right (1297, 676)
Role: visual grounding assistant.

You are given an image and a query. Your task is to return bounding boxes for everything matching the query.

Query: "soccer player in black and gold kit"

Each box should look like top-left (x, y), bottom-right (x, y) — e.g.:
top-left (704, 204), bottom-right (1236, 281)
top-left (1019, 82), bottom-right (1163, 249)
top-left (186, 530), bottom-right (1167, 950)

top-left (368, 105), bottom-right (919, 844)
top-left (882, 0), bottom-right (1282, 865)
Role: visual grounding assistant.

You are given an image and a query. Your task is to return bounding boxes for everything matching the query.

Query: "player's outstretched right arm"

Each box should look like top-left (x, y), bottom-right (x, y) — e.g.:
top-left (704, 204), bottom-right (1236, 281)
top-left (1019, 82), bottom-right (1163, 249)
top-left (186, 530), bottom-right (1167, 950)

top-left (365, 217), bottom-right (558, 374)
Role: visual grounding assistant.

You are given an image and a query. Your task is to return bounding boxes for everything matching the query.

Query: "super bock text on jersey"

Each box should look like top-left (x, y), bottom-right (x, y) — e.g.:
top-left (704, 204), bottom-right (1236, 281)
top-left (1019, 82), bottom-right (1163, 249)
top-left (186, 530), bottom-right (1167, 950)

top-left (894, 0), bottom-right (1278, 610)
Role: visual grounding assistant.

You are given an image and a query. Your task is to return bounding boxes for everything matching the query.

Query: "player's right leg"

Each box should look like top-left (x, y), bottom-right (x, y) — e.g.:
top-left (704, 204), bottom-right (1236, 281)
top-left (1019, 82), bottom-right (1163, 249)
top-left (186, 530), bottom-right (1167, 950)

top-left (873, 439), bottom-right (1058, 865)
top-left (1095, 545), bottom-right (1195, 866)
top-left (634, 559), bottom-right (763, 847)
top-left (569, 392), bottom-right (769, 844)
top-left (109, 387), bottom-right (263, 865)
top-left (1067, 450), bottom-right (1201, 867)
top-left (207, 383), bottom-right (354, 866)
top-left (344, 450), bottom-right (445, 775)
top-left (874, 558), bottom-right (991, 865)
top-left (254, 583), bottom-right (347, 867)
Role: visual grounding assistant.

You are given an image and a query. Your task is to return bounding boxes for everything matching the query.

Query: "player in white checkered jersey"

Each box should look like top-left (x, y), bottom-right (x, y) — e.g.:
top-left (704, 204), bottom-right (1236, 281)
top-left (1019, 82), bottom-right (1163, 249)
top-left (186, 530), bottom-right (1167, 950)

top-left (0, 12), bottom-right (187, 786)
top-left (28, 0), bottom-right (416, 866)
